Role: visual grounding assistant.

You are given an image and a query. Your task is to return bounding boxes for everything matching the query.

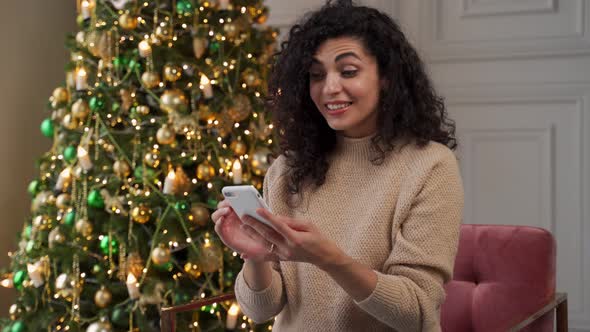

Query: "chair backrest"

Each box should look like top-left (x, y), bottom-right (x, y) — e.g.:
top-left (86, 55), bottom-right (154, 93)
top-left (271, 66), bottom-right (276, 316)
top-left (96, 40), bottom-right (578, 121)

top-left (440, 224), bottom-right (556, 332)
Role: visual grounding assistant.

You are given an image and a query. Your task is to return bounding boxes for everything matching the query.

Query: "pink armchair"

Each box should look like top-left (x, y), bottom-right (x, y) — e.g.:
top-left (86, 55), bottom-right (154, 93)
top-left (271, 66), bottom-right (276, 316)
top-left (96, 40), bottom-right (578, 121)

top-left (161, 224), bottom-right (568, 331)
top-left (441, 224), bottom-right (567, 331)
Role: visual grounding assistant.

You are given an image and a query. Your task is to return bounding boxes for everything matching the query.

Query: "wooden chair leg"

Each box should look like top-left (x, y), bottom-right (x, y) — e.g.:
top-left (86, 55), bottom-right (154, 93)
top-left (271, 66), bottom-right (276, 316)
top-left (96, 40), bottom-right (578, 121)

top-left (160, 311), bottom-right (175, 332)
top-left (556, 297), bottom-right (567, 332)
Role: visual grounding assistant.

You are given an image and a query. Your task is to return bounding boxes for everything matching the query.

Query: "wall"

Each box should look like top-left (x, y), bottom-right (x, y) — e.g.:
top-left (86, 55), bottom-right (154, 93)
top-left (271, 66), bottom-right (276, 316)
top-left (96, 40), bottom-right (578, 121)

top-left (0, 1), bottom-right (76, 314)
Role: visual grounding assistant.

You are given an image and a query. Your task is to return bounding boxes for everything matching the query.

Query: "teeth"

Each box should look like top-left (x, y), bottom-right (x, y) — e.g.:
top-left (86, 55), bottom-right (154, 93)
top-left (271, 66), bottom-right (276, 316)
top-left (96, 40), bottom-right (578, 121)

top-left (326, 103), bottom-right (351, 110)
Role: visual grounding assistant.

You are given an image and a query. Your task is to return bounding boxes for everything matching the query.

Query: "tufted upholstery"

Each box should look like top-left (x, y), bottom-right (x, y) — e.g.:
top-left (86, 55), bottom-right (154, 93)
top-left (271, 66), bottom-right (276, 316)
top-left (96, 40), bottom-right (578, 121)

top-left (441, 224), bottom-right (557, 332)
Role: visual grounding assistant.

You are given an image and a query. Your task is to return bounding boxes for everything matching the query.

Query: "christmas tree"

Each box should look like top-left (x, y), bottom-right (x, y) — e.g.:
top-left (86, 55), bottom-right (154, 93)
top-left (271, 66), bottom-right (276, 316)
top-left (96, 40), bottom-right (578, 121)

top-left (0, 0), bottom-right (277, 331)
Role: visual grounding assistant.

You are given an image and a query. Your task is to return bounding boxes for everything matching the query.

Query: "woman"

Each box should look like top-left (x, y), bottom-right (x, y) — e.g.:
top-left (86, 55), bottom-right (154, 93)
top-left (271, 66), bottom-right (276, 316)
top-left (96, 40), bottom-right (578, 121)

top-left (211, 1), bottom-right (464, 331)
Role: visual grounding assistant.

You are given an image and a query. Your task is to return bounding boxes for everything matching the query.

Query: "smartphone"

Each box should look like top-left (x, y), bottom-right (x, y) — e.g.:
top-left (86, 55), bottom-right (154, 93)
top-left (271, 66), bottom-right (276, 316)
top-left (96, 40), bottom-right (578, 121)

top-left (221, 185), bottom-right (273, 228)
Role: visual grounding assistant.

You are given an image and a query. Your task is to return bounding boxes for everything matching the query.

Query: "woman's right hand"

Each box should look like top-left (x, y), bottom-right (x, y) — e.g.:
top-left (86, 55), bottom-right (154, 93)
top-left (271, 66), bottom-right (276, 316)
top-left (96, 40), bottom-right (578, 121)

top-left (212, 200), bottom-right (278, 262)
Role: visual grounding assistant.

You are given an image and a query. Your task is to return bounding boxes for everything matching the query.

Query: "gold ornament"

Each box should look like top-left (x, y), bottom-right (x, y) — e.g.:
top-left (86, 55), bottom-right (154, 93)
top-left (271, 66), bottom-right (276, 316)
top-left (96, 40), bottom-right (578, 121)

top-left (52, 108), bottom-right (68, 122)
top-left (170, 166), bottom-right (191, 194)
top-left (242, 68), bottom-right (262, 87)
top-left (48, 227), bottom-right (66, 248)
top-left (154, 20), bottom-right (173, 42)
top-left (198, 104), bottom-right (215, 122)
top-left (86, 30), bottom-right (103, 57)
top-left (193, 37), bottom-right (208, 59)
top-left (94, 286), bottom-right (113, 308)
top-left (196, 161), bottom-right (215, 181)
top-left (120, 88), bottom-right (134, 112)
top-left (33, 215), bottom-right (50, 231)
top-left (169, 112), bottom-right (198, 137)
top-left (151, 246), bottom-right (171, 265)
top-left (127, 252), bottom-right (144, 278)
top-left (31, 191), bottom-right (56, 212)
top-left (163, 64), bottom-right (182, 82)
top-left (75, 218), bottom-right (93, 237)
top-left (223, 22), bottom-right (239, 39)
top-left (56, 193), bottom-right (71, 209)
top-left (230, 140), bottom-right (247, 155)
top-left (97, 32), bottom-right (114, 61)
top-left (144, 150), bottom-right (160, 168)
top-left (216, 111), bottom-right (233, 137)
top-left (189, 205), bottom-right (210, 227)
top-left (198, 240), bottom-right (223, 273)
top-left (251, 176), bottom-right (263, 190)
top-left (119, 13), bottom-right (138, 30)
top-left (131, 205), bottom-right (151, 224)
top-left (184, 262), bottom-right (201, 278)
top-left (86, 319), bottom-right (113, 332)
top-left (62, 114), bottom-right (79, 130)
top-left (156, 125), bottom-right (175, 145)
top-left (255, 7), bottom-right (269, 24)
top-left (135, 105), bottom-right (150, 115)
top-left (138, 40), bottom-right (152, 58)
top-left (55, 273), bottom-right (74, 300)
top-left (75, 31), bottom-right (86, 46)
top-left (72, 99), bottom-right (90, 119)
top-left (141, 71), bottom-right (161, 89)
top-left (9, 303), bottom-right (22, 320)
top-left (160, 89), bottom-right (188, 113)
top-left (227, 94), bottom-right (252, 122)
top-left (113, 160), bottom-right (131, 178)
top-left (251, 147), bottom-right (272, 176)
top-left (52, 87), bottom-right (69, 104)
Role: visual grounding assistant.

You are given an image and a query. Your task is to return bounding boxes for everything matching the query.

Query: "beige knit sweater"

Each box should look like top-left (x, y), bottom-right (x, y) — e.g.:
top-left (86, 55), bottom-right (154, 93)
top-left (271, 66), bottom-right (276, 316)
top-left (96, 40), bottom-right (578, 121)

top-left (234, 135), bottom-right (464, 331)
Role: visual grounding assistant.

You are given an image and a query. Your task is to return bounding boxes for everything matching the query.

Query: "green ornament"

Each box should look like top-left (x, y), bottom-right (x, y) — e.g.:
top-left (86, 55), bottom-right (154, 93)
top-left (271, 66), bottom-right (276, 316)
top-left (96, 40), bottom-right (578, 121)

top-left (176, 0), bottom-right (193, 14)
top-left (89, 96), bottom-right (105, 111)
top-left (64, 210), bottom-right (76, 227)
top-left (133, 166), bottom-right (156, 181)
top-left (113, 56), bottom-right (129, 70)
top-left (111, 307), bottom-right (129, 327)
top-left (12, 270), bottom-right (26, 288)
top-left (27, 180), bottom-right (39, 196)
top-left (209, 41), bottom-right (220, 52)
top-left (25, 241), bottom-right (34, 253)
top-left (173, 291), bottom-right (191, 304)
top-left (207, 198), bottom-right (218, 209)
top-left (87, 189), bottom-right (105, 209)
top-left (10, 321), bottom-right (25, 332)
top-left (3, 325), bottom-right (11, 332)
top-left (154, 261), bottom-right (173, 271)
top-left (99, 235), bottom-right (119, 255)
top-left (128, 59), bottom-right (140, 71)
top-left (111, 102), bottom-right (120, 112)
top-left (40, 118), bottom-right (54, 137)
top-left (63, 146), bottom-right (77, 162)
top-left (24, 225), bottom-right (32, 238)
top-left (92, 264), bottom-right (102, 274)
top-left (175, 201), bottom-right (190, 212)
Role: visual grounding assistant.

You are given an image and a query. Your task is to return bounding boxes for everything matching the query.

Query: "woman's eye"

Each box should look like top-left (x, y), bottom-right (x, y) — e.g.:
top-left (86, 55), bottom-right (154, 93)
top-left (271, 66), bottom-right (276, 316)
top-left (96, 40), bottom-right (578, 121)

top-left (309, 72), bottom-right (324, 80)
top-left (342, 70), bottom-right (357, 78)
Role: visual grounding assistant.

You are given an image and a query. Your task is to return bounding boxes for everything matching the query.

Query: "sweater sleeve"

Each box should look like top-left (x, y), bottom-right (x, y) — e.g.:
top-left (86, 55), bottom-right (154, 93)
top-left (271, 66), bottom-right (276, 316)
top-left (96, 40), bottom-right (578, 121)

top-left (233, 156), bottom-right (287, 323)
top-left (354, 148), bottom-right (464, 331)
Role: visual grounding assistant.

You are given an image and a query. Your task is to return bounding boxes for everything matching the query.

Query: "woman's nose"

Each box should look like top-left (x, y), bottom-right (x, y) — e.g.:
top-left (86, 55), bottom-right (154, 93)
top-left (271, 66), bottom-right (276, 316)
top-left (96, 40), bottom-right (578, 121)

top-left (323, 74), bottom-right (342, 95)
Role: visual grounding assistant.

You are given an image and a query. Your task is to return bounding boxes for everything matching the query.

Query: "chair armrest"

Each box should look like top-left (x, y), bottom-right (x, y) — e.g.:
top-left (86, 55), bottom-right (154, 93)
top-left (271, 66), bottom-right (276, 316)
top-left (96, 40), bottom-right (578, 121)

top-left (508, 292), bottom-right (568, 332)
top-left (160, 293), bottom-right (236, 332)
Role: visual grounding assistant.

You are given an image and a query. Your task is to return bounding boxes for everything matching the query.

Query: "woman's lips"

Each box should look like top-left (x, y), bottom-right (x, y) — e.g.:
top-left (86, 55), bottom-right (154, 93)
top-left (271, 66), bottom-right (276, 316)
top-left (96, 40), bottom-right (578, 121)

top-left (325, 102), bottom-right (352, 115)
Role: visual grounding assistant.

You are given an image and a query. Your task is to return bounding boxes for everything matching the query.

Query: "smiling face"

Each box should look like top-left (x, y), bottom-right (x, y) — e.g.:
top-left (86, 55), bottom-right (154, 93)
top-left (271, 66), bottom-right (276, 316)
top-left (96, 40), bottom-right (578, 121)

top-left (309, 36), bottom-right (382, 138)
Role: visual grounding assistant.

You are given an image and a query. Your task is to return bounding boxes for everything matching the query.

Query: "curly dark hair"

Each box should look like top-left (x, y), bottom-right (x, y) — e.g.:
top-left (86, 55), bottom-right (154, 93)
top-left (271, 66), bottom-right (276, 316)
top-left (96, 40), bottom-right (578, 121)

top-left (266, 0), bottom-right (457, 194)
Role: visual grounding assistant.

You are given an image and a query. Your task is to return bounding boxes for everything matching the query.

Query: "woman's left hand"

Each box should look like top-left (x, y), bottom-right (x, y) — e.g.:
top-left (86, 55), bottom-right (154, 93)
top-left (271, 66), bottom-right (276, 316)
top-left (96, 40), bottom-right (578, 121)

top-left (240, 209), bottom-right (345, 270)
